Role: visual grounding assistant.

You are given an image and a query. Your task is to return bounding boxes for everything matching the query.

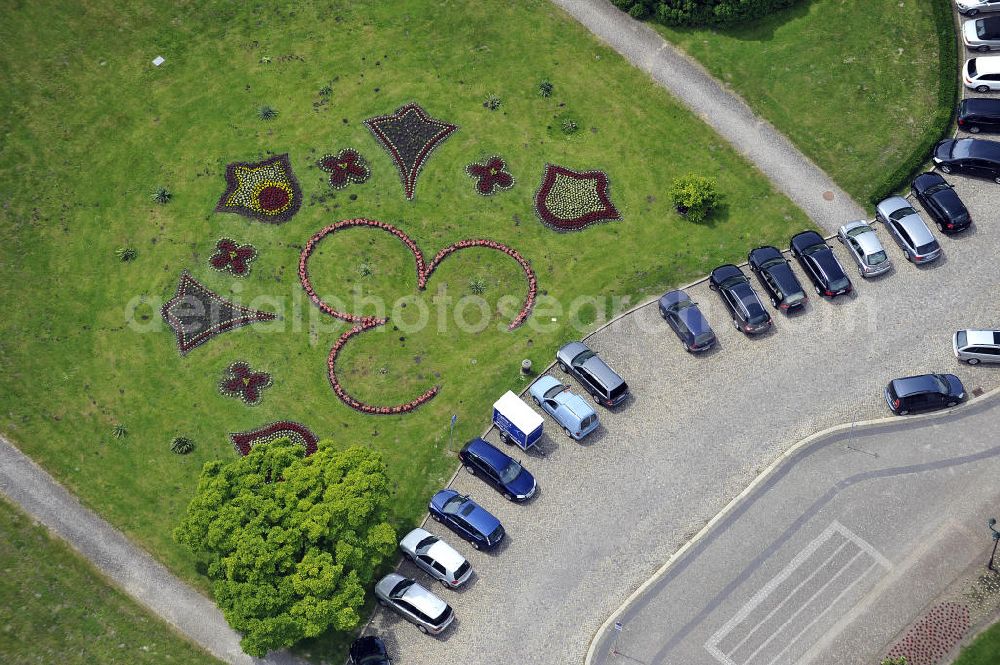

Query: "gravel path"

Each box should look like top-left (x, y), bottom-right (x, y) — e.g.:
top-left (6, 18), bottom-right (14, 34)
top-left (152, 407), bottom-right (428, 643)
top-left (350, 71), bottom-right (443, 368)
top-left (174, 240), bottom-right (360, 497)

top-left (0, 436), bottom-right (307, 665)
top-left (549, 0), bottom-right (867, 233)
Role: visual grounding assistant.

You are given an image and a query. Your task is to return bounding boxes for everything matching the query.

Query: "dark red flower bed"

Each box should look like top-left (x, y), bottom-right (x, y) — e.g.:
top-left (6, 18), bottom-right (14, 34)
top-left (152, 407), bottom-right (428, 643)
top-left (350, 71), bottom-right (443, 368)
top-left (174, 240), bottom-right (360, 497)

top-left (533, 163), bottom-right (620, 232)
top-left (229, 421), bottom-right (319, 457)
top-left (214, 154), bottom-right (302, 224)
top-left (298, 218), bottom-right (538, 414)
top-left (318, 148), bottom-right (371, 190)
top-left (209, 238), bottom-right (257, 276)
top-left (466, 156), bottom-right (514, 196)
top-left (364, 103), bottom-right (457, 200)
top-left (219, 361), bottom-right (272, 406)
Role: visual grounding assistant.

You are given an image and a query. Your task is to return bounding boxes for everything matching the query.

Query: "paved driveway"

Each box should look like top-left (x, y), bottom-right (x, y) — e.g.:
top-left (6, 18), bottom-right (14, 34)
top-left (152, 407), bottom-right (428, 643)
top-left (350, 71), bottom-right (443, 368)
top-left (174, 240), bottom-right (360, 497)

top-left (368, 165), bottom-right (1000, 665)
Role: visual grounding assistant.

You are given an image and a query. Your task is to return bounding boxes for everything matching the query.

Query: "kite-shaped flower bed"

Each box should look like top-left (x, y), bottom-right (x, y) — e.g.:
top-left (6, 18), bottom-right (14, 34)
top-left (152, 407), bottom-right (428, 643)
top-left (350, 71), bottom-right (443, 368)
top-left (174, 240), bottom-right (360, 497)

top-left (364, 103), bottom-right (457, 200)
top-left (298, 218), bottom-right (537, 415)
top-left (534, 163), bottom-right (620, 231)
top-left (215, 154), bottom-right (302, 224)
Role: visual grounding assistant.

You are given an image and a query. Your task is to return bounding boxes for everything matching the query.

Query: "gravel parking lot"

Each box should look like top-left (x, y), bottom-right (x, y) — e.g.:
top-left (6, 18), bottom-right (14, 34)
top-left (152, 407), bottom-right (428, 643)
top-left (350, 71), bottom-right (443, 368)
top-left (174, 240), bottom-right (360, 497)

top-left (367, 14), bottom-right (1000, 665)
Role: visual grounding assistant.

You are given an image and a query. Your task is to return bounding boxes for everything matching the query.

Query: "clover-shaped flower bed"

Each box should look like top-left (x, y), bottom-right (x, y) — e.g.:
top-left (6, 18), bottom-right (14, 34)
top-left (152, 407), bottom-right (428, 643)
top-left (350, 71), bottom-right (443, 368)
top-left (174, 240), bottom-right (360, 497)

top-left (466, 156), bottom-right (514, 196)
top-left (534, 163), bottom-right (620, 231)
top-left (229, 421), bottom-right (318, 457)
top-left (209, 238), bottom-right (257, 276)
top-left (219, 361), bottom-right (272, 406)
top-left (317, 148), bottom-right (371, 190)
top-left (299, 218), bottom-right (538, 415)
top-left (215, 154), bottom-right (302, 224)
top-left (364, 102), bottom-right (457, 200)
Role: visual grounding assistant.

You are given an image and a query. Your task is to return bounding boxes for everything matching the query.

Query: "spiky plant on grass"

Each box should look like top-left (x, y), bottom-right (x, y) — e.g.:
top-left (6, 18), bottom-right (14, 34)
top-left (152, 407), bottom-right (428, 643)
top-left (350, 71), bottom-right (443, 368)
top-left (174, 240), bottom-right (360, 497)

top-left (538, 80), bottom-right (554, 97)
top-left (111, 424), bottom-right (128, 439)
top-left (483, 94), bottom-right (501, 111)
top-left (469, 277), bottom-right (487, 295)
top-left (561, 118), bottom-right (579, 134)
top-left (170, 437), bottom-right (195, 455)
top-left (258, 105), bottom-right (278, 121)
top-left (151, 187), bottom-right (171, 204)
top-left (115, 247), bottom-right (137, 262)
top-left (359, 262), bottom-right (373, 277)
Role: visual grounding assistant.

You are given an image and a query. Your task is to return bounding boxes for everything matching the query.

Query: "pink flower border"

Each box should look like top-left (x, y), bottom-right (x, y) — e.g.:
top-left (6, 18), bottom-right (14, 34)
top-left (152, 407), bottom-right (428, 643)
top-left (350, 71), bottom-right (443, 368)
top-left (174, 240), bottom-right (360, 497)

top-left (298, 218), bottom-right (538, 415)
top-left (229, 420), bottom-right (319, 457)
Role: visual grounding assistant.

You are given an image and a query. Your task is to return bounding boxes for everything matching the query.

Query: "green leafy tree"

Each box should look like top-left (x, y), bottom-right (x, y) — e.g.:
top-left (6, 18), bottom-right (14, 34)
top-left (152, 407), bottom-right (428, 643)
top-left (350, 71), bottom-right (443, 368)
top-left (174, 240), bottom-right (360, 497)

top-left (669, 173), bottom-right (721, 223)
top-left (881, 658), bottom-right (908, 665)
top-left (174, 439), bottom-right (397, 656)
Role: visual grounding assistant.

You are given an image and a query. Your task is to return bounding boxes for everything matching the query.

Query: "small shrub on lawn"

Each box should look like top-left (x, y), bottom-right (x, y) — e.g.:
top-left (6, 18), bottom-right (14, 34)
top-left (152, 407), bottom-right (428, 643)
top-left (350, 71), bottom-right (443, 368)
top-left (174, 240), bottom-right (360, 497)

top-left (258, 105), bottom-right (278, 121)
top-left (561, 118), bottom-right (579, 135)
top-left (359, 262), bottom-right (373, 277)
top-left (171, 437), bottom-right (195, 455)
top-left (538, 80), bottom-right (554, 97)
top-left (483, 94), bottom-right (502, 111)
top-left (151, 187), bottom-right (172, 204)
top-left (670, 174), bottom-right (721, 223)
top-left (111, 424), bottom-right (128, 439)
top-left (469, 277), bottom-right (487, 295)
top-left (115, 247), bottom-right (137, 262)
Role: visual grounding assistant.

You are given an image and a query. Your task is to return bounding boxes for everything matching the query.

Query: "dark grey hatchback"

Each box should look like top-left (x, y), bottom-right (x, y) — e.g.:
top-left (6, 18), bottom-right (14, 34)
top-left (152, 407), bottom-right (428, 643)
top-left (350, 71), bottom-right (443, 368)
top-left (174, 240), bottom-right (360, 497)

top-left (884, 373), bottom-right (967, 415)
top-left (658, 289), bottom-right (717, 352)
top-left (748, 246), bottom-right (808, 313)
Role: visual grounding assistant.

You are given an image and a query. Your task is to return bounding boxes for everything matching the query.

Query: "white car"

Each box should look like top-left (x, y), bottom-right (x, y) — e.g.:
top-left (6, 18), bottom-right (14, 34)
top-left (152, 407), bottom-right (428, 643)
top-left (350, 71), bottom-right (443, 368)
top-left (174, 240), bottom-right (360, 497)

top-left (399, 528), bottom-right (473, 589)
top-left (963, 16), bottom-right (1000, 51)
top-left (957, 0), bottom-right (1000, 17)
top-left (964, 56), bottom-right (1000, 92)
top-left (954, 329), bottom-right (1000, 364)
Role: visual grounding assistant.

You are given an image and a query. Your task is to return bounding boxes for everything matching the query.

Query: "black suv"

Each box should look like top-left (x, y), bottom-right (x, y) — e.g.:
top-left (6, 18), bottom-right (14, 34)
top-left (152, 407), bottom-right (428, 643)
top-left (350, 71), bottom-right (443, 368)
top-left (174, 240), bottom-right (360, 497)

top-left (555, 341), bottom-right (629, 407)
top-left (747, 246), bottom-right (808, 313)
top-left (789, 231), bottom-right (852, 298)
top-left (884, 374), bottom-right (966, 416)
top-left (933, 138), bottom-right (1000, 184)
top-left (957, 97), bottom-right (1000, 134)
top-left (708, 264), bottom-right (772, 335)
top-left (911, 172), bottom-right (972, 233)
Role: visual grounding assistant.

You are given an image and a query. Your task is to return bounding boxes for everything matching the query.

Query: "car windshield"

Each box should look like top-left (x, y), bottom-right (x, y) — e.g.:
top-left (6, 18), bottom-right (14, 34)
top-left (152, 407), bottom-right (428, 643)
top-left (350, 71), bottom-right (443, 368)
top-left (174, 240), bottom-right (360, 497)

top-left (416, 535), bottom-right (437, 550)
top-left (672, 298), bottom-right (693, 312)
top-left (761, 256), bottom-right (784, 269)
top-left (970, 58), bottom-right (978, 77)
top-left (442, 495), bottom-right (465, 514)
top-left (543, 384), bottom-right (567, 399)
top-left (888, 206), bottom-right (917, 222)
top-left (978, 19), bottom-right (987, 38)
top-left (390, 578), bottom-right (414, 598)
top-left (916, 241), bottom-right (939, 255)
top-left (924, 182), bottom-right (951, 196)
top-left (866, 250), bottom-right (888, 266)
top-left (957, 330), bottom-right (968, 348)
top-left (829, 277), bottom-right (850, 292)
top-left (802, 242), bottom-right (826, 256)
top-left (933, 375), bottom-right (948, 393)
top-left (846, 224), bottom-right (873, 238)
top-left (574, 350), bottom-right (595, 365)
top-left (721, 275), bottom-right (745, 289)
top-left (500, 460), bottom-right (522, 484)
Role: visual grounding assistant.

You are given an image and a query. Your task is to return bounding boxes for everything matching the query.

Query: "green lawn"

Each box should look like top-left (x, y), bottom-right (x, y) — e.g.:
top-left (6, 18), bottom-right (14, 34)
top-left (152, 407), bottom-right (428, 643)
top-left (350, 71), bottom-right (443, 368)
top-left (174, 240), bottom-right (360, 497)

top-left (653, 0), bottom-right (955, 205)
top-left (955, 618), bottom-right (1000, 665)
top-left (0, 0), bottom-right (818, 655)
top-left (0, 497), bottom-right (221, 665)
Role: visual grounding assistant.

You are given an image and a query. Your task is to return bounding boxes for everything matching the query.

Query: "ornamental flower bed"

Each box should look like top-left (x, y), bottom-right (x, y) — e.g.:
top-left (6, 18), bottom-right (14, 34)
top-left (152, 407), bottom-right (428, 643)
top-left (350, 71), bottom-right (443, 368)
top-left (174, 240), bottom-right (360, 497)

top-left (534, 163), bottom-right (620, 231)
top-left (298, 218), bottom-right (538, 414)
top-left (209, 238), bottom-right (257, 276)
top-left (215, 154), bottom-right (302, 224)
top-left (317, 148), bottom-right (371, 190)
top-left (364, 102), bottom-right (457, 200)
top-left (229, 421), bottom-right (319, 457)
top-left (161, 272), bottom-right (277, 355)
top-left (218, 361), bottom-right (272, 406)
top-left (466, 156), bottom-right (514, 196)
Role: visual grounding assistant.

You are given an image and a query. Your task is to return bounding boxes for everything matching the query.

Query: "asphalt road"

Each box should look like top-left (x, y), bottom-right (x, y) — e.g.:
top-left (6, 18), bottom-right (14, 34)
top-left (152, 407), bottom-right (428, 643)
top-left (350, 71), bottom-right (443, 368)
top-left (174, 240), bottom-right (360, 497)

top-left (588, 391), bottom-right (1000, 665)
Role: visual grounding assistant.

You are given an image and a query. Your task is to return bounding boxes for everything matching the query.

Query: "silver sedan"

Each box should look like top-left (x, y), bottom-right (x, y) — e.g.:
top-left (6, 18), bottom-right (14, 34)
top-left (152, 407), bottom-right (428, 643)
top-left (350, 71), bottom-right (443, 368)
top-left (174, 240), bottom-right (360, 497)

top-left (399, 528), bottom-right (473, 589)
top-left (837, 220), bottom-right (892, 277)
top-left (964, 16), bottom-right (1000, 51)
top-left (875, 196), bottom-right (942, 264)
top-left (375, 573), bottom-right (455, 635)
top-left (957, 0), bottom-right (1000, 17)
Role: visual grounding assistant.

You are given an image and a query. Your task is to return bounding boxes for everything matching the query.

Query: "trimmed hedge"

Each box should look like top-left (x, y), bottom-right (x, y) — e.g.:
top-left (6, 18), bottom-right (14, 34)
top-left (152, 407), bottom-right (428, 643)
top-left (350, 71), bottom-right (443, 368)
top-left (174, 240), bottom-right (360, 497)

top-left (611, 0), bottom-right (801, 27)
top-left (864, 0), bottom-right (958, 206)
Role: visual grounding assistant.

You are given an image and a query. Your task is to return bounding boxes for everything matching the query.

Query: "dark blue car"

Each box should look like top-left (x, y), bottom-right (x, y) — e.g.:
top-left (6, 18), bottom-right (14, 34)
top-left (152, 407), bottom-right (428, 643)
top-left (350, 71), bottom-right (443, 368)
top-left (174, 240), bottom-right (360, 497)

top-left (428, 490), bottom-right (505, 550)
top-left (459, 438), bottom-right (536, 502)
top-left (658, 289), bottom-right (716, 352)
top-left (349, 635), bottom-right (391, 664)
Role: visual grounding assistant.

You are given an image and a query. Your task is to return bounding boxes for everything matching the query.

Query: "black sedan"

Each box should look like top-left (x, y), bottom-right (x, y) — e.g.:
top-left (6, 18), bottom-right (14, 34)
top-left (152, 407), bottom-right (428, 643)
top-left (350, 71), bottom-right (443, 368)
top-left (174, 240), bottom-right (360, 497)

top-left (789, 231), bottom-right (852, 298)
top-left (932, 138), bottom-right (1000, 184)
top-left (350, 635), bottom-right (391, 665)
top-left (459, 438), bottom-right (536, 502)
top-left (658, 289), bottom-right (717, 352)
top-left (747, 246), bottom-right (808, 313)
top-left (911, 172), bottom-right (972, 233)
top-left (708, 264), bottom-right (772, 335)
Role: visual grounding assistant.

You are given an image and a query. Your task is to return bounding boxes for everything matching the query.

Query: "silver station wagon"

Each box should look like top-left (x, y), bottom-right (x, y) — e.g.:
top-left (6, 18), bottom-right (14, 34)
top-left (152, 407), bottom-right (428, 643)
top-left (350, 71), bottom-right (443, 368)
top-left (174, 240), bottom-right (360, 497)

top-left (954, 329), bottom-right (1000, 364)
top-left (375, 573), bottom-right (455, 635)
top-left (875, 196), bottom-right (942, 264)
top-left (837, 220), bottom-right (892, 277)
top-left (399, 528), bottom-right (473, 589)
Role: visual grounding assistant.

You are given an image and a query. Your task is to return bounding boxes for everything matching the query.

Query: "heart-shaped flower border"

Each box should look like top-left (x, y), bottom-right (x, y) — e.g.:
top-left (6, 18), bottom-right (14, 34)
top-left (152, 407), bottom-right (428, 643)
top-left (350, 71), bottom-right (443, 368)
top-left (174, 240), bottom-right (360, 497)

top-left (298, 218), bottom-right (538, 415)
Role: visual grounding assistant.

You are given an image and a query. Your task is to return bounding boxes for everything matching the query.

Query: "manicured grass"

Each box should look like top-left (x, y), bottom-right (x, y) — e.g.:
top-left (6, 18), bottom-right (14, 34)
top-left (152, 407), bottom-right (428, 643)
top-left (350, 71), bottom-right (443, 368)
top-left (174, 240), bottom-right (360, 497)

top-left (0, 0), bottom-right (809, 654)
top-left (652, 0), bottom-right (955, 206)
top-left (0, 497), bottom-right (221, 664)
top-left (955, 618), bottom-right (1000, 665)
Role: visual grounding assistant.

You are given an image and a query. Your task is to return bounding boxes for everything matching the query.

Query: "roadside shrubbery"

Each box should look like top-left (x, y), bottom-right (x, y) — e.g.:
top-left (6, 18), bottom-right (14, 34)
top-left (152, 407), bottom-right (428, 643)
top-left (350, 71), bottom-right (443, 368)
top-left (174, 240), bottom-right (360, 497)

top-left (610, 0), bottom-right (801, 27)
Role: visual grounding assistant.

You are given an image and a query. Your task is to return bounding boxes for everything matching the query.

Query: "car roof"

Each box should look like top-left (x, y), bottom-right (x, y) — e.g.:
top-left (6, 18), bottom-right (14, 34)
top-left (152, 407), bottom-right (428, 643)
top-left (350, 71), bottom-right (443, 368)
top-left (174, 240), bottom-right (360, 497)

top-left (852, 227), bottom-right (884, 256)
top-left (711, 263), bottom-right (744, 281)
top-left (426, 538), bottom-right (466, 570)
top-left (462, 437), bottom-right (512, 471)
top-left (961, 96), bottom-right (1000, 116)
top-left (955, 137), bottom-right (1000, 161)
top-left (555, 388), bottom-right (596, 420)
top-left (401, 580), bottom-right (448, 617)
top-left (895, 213), bottom-right (935, 246)
top-left (965, 329), bottom-right (1000, 346)
top-left (658, 289), bottom-right (691, 309)
top-left (791, 230), bottom-right (824, 250)
top-left (891, 374), bottom-right (943, 397)
top-left (581, 356), bottom-right (625, 389)
top-left (676, 300), bottom-right (712, 335)
top-left (971, 55), bottom-right (1000, 76)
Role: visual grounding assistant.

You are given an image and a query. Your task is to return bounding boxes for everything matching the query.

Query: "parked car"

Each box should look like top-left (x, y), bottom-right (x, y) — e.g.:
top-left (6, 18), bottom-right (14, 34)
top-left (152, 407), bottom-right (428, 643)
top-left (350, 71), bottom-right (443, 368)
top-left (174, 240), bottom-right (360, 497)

top-left (399, 528), bottom-right (473, 589)
top-left (964, 16), bottom-right (1000, 51)
top-left (789, 231), bottom-right (853, 297)
top-left (875, 196), bottom-right (942, 264)
top-left (556, 341), bottom-right (629, 407)
top-left (964, 55), bottom-right (1000, 92)
top-left (658, 289), bottom-right (717, 352)
top-left (837, 221), bottom-right (892, 278)
top-left (884, 374), bottom-right (966, 415)
top-left (911, 172), bottom-right (972, 233)
top-left (933, 137), bottom-right (1000, 184)
top-left (708, 264), bottom-right (772, 334)
top-left (374, 574), bottom-right (454, 635)
top-left (747, 246), bottom-right (808, 312)
top-left (428, 490), bottom-right (504, 550)
top-left (957, 0), bottom-right (1000, 17)
top-left (957, 97), bottom-right (1000, 133)
top-left (528, 375), bottom-right (599, 440)
top-left (350, 636), bottom-right (392, 665)
top-left (954, 329), bottom-right (1000, 364)
top-left (458, 438), bottom-right (536, 502)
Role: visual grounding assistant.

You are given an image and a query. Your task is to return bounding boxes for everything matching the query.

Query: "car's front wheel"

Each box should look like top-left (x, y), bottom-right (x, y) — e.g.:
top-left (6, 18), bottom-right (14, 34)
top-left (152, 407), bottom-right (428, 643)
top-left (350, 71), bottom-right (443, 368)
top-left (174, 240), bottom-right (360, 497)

top-left (418, 625), bottom-right (429, 635)
top-left (898, 409), bottom-right (910, 416)
top-left (465, 464), bottom-right (476, 475)
top-left (471, 541), bottom-right (480, 550)
top-left (940, 164), bottom-right (952, 174)
top-left (947, 401), bottom-right (958, 408)
top-left (558, 361), bottom-right (569, 372)
top-left (532, 396), bottom-right (541, 406)
top-left (969, 125), bottom-right (981, 133)
top-left (378, 598), bottom-right (388, 607)
top-left (968, 358), bottom-right (981, 365)
top-left (431, 513), bottom-right (442, 523)
top-left (977, 84), bottom-right (991, 93)
top-left (564, 427), bottom-right (573, 439)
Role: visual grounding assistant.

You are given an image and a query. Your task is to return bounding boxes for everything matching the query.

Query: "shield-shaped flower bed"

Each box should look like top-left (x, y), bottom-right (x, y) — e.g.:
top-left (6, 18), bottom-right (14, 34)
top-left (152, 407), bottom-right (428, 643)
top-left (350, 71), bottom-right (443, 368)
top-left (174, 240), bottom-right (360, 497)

top-left (534, 163), bottom-right (620, 231)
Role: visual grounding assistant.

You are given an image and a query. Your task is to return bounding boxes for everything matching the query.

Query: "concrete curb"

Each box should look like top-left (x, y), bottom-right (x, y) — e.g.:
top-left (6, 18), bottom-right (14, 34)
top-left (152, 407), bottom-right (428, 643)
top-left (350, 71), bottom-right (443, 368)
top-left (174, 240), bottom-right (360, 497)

top-left (583, 383), bottom-right (1000, 665)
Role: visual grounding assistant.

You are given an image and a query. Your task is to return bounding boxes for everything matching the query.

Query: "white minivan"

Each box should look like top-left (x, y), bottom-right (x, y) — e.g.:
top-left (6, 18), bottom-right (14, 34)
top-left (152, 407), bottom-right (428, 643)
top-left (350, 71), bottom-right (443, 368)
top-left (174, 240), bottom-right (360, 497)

top-left (954, 329), bottom-right (1000, 364)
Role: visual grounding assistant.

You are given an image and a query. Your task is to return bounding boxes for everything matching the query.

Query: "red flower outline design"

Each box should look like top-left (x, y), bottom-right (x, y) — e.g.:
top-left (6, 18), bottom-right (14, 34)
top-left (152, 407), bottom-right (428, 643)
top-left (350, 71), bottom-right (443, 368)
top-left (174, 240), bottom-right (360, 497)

top-left (209, 238), bottom-right (257, 276)
top-left (466, 156), bottom-right (515, 196)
